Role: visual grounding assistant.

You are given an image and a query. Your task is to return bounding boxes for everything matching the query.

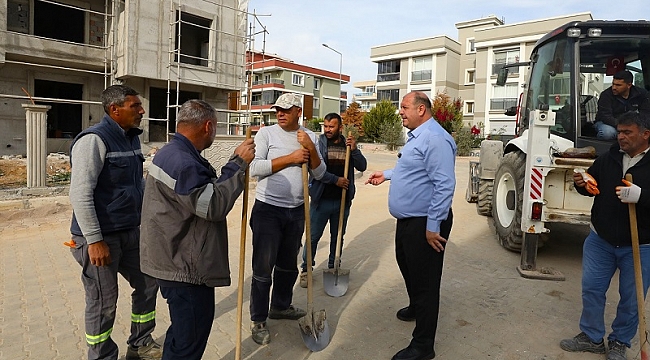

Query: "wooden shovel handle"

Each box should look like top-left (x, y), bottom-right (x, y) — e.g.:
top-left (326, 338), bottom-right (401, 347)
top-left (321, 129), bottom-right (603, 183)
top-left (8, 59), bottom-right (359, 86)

top-left (303, 160), bottom-right (314, 306)
top-left (235, 127), bottom-right (252, 360)
top-left (626, 173), bottom-right (650, 359)
top-left (334, 132), bottom-right (352, 269)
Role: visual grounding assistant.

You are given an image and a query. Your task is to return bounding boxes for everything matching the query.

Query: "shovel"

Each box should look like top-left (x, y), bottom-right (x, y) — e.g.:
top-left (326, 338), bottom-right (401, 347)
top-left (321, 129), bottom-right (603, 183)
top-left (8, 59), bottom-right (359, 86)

top-left (625, 174), bottom-right (650, 360)
top-left (235, 127), bottom-right (252, 360)
top-left (323, 133), bottom-right (351, 297)
top-left (298, 161), bottom-right (331, 351)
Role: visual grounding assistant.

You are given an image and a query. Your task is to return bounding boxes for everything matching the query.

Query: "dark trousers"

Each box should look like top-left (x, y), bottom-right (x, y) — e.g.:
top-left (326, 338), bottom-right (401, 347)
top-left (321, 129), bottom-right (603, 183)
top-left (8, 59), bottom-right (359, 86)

top-left (160, 285), bottom-right (215, 360)
top-left (71, 229), bottom-right (158, 360)
top-left (395, 210), bottom-right (453, 351)
top-left (249, 200), bottom-right (304, 322)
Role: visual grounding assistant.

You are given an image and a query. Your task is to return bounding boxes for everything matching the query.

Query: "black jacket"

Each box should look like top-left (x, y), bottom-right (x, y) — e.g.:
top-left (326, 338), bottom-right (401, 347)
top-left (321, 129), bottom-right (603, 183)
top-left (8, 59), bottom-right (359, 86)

top-left (595, 85), bottom-right (650, 127)
top-left (577, 143), bottom-right (650, 246)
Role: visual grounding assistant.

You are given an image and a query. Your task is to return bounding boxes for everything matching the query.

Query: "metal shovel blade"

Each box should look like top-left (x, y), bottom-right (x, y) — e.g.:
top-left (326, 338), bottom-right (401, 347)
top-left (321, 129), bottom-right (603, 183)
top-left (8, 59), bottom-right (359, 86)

top-left (298, 309), bottom-right (330, 352)
top-left (323, 268), bottom-right (350, 297)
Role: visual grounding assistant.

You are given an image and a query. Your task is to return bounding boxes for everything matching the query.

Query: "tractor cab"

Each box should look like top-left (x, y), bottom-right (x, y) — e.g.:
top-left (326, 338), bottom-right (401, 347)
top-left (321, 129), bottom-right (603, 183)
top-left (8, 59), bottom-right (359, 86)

top-left (499, 20), bottom-right (650, 155)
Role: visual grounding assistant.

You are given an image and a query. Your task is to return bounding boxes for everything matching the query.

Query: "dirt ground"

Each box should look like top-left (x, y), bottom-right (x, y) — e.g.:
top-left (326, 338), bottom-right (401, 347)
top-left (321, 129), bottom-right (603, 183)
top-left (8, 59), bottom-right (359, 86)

top-left (0, 156), bottom-right (71, 189)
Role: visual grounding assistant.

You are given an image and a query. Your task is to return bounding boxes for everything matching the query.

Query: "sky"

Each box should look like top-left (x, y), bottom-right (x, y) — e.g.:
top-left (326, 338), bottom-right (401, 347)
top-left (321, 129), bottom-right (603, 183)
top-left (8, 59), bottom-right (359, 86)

top-left (246, 1), bottom-right (649, 97)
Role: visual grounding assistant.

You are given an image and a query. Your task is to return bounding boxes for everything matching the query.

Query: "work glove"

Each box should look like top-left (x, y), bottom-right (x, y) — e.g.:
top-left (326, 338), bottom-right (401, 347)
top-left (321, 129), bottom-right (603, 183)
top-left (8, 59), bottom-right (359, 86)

top-left (616, 179), bottom-right (641, 203)
top-left (574, 168), bottom-right (600, 195)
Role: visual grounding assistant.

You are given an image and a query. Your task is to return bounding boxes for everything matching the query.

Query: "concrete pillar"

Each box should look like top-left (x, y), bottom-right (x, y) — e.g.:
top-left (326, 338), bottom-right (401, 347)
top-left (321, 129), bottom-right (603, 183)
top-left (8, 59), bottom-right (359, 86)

top-left (22, 104), bottom-right (51, 188)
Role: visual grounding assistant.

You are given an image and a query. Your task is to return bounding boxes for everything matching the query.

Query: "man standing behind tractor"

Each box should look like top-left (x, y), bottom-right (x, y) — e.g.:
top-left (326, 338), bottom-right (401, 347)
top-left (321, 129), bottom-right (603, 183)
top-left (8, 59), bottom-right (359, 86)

top-left (561, 111), bottom-right (650, 360)
top-left (299, 112), bottom-right (367, 287)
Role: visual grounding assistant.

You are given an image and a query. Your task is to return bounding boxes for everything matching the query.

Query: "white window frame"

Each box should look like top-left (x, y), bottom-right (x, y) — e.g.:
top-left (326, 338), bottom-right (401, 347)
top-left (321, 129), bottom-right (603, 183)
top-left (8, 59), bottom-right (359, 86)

top-left (314, 78), bottom-right (321, 90)
top-left (313, 98), bottom-right (320, 109)
top-left (467, 38), bottom-right (476, 54)
top-left (465, 101), bottom-right (475, 115)
top-left (465, 68), bottom-right (476, 85)
top-left (292, 73), bottom-right (305, 87)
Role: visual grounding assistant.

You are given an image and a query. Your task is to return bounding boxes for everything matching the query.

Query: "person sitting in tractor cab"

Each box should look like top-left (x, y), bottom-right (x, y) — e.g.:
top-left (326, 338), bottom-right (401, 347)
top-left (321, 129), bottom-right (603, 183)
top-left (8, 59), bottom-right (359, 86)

top-left (594, 70), bottom-right (650, 139)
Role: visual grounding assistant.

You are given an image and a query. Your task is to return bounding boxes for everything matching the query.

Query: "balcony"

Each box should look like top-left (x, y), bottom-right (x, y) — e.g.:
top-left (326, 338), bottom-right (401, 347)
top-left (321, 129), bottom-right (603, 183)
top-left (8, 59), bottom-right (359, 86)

top-left (411, 70), bottom-right (432, 82)
top-left (252, 78), bottom-right (285, 89)
top-left (377, 73), bottom-right (400, 82)
top-left (252, 78), bottom-right (284, 86)
top-left (490, 98), bottom-right (518, 110)
top-left (353, 92), bottom-right (377, 102)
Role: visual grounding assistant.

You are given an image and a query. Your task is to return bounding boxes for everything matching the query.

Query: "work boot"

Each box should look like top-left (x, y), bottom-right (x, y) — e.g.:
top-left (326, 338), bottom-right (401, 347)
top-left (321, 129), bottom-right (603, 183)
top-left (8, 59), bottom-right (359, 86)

top-left (268, 305), bottom-right (306, 320)
top-left (251, 321), bottom-right (270, 345)
top-left (125, 339), bottom-right (163, 360)
top-left (559, 332), bottom-right (606, 354)
top-left (396, 306), bottom-right (416, 322)
top-left (299, 272), bottom-right (308, 288)
top-left (607, 339), bottom-right (627, 360)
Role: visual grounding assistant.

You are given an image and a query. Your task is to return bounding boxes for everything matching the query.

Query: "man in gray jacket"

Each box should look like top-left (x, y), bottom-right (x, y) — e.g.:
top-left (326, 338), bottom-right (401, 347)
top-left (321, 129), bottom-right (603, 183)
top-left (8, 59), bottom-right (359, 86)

top-left (140, 100), bottom-right (255, 359)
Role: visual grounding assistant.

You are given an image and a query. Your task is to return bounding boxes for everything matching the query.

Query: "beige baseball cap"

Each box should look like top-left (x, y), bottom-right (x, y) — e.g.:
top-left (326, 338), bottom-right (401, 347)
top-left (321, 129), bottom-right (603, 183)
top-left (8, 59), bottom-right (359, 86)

top-left (271, 93), bottom-right (303, 109)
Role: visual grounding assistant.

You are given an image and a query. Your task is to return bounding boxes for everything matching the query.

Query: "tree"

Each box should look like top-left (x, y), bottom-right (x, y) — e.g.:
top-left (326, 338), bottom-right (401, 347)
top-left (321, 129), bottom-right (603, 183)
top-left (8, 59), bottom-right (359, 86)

top-left (431, 92), bottom-right (463, 134)
top-left (342, 102), bottom-right (365, 137)
top-left (304, 117), bottom-right (322, 132)
top-left (378, 114), bottom-right (405, 151)
top-left (363, 100), bottom-right (399, 143)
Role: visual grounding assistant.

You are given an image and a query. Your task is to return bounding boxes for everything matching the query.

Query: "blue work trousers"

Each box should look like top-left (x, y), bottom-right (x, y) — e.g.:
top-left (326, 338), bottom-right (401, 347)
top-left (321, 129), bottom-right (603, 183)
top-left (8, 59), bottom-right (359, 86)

top-left (249, 200), bottom-right (304, 322)
top-left (301, 197), bottom-right (350, 271)
top-left (580, 230), bottom-right (650, 347)
top-left (160, 285), bottom-right (214, 360)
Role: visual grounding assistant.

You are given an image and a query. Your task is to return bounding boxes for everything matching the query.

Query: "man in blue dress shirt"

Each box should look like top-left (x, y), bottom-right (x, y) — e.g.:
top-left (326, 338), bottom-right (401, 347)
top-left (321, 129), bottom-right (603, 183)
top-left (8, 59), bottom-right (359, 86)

top-left (366, 91), bottom-right (456, 360)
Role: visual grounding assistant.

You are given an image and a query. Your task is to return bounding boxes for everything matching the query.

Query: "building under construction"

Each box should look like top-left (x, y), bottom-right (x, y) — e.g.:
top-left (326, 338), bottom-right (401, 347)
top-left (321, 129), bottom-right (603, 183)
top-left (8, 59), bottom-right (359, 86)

top-left (0, 0), bottom-right (252, 156)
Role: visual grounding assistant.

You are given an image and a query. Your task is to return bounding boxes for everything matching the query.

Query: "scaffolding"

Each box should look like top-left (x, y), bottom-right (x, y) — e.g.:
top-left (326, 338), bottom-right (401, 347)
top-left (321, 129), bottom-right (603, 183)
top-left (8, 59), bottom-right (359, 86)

top-left (0, 0), bottom-right (270, 149)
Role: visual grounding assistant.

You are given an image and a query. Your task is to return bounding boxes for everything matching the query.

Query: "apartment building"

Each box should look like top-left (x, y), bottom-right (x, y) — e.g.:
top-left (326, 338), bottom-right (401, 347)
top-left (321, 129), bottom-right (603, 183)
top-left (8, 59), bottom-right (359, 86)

top-left (370, 35), bottom-right (461, 108)
top-left (366, 12), bottom-right (593, 137)
top-left (0, 0), bottom-right (247, 156)
top-left (352, 80), bottom-right (377, 111)
top-left (240, 51), bottom-right (350, 126)
top-left (458, 12), bottom-right (593, 136)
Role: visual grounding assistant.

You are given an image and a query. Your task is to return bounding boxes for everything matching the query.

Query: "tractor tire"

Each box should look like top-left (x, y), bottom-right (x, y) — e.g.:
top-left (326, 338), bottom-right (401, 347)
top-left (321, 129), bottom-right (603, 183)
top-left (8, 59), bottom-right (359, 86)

top-left (492, 151), bottom-right (526, 252)
top-left (476, 179), bottom-right (493, 216)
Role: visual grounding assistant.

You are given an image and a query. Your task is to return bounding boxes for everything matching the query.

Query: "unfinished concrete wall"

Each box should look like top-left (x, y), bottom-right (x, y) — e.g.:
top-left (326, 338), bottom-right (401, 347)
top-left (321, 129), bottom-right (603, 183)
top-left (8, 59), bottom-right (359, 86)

top-left (118, 0), bottom-right (245, 91)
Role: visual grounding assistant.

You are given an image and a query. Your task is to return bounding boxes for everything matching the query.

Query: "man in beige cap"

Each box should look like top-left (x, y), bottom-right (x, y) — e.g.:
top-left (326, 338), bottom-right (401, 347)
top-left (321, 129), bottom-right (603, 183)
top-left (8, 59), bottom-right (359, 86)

top-left (247, 93), bottom-right (326, 345)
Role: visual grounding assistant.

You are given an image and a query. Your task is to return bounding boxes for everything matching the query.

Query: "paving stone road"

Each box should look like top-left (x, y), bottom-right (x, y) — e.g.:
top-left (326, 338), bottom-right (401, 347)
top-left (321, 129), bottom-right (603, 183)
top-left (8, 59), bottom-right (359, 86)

top-left (0, 151), bottom-right (643, 359)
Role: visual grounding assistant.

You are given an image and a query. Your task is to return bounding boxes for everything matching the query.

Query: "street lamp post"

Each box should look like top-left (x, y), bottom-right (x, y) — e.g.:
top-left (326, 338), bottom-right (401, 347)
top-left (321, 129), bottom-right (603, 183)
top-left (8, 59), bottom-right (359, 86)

top-left (322, 43), bottom-right (342, 112)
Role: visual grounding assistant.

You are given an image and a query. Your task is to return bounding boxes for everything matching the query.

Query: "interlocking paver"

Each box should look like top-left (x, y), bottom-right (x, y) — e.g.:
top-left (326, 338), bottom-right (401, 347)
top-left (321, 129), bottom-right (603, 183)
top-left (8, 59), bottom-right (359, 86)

top-left (0, 154), bottom-right (644, 359)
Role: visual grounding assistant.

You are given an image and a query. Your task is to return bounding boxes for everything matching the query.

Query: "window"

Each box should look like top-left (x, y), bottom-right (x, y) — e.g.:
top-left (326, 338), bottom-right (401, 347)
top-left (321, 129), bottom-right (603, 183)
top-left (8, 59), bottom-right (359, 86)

top-left (377, 60), bottom-right (400, 82)
top-left (377, 89), bottom-right (400, 108)
top-left (492, 49), bottom-right (520, 75)
top-left (314, 78), bottom-right (321, 90)
top-left (33, 1), bottom-right (84, 43)
top-left (35, 80), bottom-right (82, 139)
top-left (149, 87), bottom-right (201, 140)
top-left (467, 38), bottom-right (476, 54)
top-left (465, 101), bottom-right (475, 115)
top-left (313, 98), bottom-right (320, 109)
top-left (491, 83), bottom-right (519, 110)
top-left (364, 85), bottom-right (375, 93)
top-left (264, 74), bottom-right (271, 84)
top-left (466, 69), bottom-right (476, 84)
top-left (174, 11), bottom-right (212, 67)
top-left (411, 56), bottom-right (432, 82)
top-left (292, 73), bottom-right (305, 86)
